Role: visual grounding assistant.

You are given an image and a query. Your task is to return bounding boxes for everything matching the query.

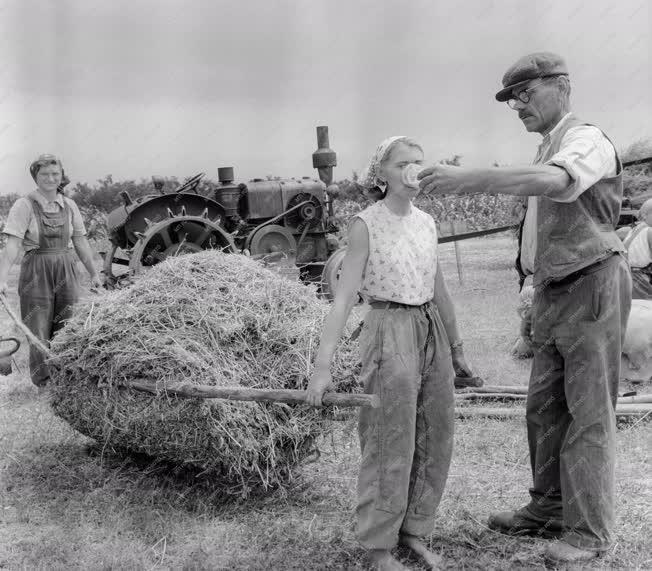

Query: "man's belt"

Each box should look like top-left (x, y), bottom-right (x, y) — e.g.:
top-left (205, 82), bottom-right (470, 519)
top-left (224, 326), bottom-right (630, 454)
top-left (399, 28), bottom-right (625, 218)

top-left (548, 253), bottom-right (619, 287)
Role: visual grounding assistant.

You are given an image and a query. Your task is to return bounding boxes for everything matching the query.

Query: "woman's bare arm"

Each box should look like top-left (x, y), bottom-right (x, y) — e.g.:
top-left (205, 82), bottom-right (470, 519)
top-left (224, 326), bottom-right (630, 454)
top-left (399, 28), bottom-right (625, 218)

top-left (72, 236), bottom-right (102, 287)
top-left (306, 218), bottom-right (369, 405)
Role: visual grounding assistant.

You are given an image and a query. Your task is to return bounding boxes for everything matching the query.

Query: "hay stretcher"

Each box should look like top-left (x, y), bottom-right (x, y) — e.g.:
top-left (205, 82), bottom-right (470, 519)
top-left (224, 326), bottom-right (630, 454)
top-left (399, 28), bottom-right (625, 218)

top-left (3, 295), bottom-right (650, 417)
top-left (1, 294), bottom-right (377, 408)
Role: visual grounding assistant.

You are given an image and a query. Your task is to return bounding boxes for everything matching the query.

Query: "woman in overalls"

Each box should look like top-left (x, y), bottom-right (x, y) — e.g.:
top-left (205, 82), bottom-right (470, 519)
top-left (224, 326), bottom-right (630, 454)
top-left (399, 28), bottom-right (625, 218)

top-left (307, 137), bottom-right (471, 570)
top-left (0, 154), bottom-right (101, 388)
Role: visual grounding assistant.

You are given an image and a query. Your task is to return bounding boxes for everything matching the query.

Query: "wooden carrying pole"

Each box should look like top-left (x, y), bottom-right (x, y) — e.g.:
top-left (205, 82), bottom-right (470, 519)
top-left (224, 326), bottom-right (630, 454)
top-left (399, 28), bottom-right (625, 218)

top-left (126, 379), bottom-right (379, 408)
top-left (456, 393), bottom-right (527, 401)
top-left (451, 221), bottom-right (464, 285)
top-left (458, 385), bottom-right (529, 395)
top-left (0, 294), bottom-right (51, 355)
top-left (455, 393), bottom-right (652, 405)
top-left (454, 375), bottom-right (484, 388)
top-left (455, 403), bottom-right (652, 419)
top-left (618, 394), bottom-right (652, 405)
top-left (461, 385), bottom-right (652, 400)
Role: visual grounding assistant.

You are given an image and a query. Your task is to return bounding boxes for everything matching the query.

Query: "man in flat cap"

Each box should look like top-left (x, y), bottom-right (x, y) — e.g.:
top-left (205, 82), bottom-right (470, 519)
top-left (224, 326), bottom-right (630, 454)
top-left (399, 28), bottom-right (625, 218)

top-left (418, 52), bottom-right (631, 564)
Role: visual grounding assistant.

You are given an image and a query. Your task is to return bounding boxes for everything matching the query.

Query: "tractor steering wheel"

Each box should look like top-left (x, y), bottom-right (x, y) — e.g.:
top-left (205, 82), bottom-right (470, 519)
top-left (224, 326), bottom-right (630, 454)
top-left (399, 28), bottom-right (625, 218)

top-left (176, 172), bottom-right (205, 194)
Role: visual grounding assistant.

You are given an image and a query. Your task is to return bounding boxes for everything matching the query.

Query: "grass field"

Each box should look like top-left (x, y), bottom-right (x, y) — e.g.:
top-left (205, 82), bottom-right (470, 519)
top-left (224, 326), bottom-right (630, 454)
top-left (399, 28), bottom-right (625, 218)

top-left (0, 235), bottom-right (650, 570)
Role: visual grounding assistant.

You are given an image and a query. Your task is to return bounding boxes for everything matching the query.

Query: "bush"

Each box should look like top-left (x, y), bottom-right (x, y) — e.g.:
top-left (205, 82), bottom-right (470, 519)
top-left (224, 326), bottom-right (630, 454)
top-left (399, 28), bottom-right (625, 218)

top-left (621, 138), bottom-right (652, 199)
top-left (80, 205), bottom-right (109, 242)
top-left (330, 155), bottom-right (522, 234)
top-left (331, 193), bottom-right (520, 238)
top-left (70, 174), bottom-right (214, 212)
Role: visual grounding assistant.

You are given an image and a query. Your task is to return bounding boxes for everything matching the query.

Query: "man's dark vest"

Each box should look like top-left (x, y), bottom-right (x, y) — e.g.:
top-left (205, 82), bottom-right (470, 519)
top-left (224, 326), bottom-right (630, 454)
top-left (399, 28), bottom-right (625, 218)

top-left (515, 114), bottom-right (625, 289)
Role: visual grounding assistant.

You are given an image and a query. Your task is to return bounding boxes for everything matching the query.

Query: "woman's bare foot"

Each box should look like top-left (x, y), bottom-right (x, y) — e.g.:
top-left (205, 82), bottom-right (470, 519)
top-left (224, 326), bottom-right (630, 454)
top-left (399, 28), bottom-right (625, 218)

top-left (368, 549), bottom-right (410, 570)
top-left (398, 534), bottom-right (442, 569)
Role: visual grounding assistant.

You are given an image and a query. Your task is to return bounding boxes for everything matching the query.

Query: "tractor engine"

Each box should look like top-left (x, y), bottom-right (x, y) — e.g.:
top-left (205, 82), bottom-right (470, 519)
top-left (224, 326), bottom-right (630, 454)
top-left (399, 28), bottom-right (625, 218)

top-left (214, 171), bottom-right (333, 265)
top-left (102, 126), bottom-right (344, 297)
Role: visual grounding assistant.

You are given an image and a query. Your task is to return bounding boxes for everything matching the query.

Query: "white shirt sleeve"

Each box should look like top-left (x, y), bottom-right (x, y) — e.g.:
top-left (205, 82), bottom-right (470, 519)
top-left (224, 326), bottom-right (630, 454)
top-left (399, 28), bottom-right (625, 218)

top-left (544, 125), bottom-right (617, 203)
top-left (2, 198), bottom-right (31, 239)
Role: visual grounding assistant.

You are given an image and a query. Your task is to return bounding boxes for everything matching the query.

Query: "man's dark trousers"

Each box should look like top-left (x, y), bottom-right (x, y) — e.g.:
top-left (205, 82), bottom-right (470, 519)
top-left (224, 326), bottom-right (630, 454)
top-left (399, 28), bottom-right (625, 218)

top-left (525, 253), bottom-right (631, 551)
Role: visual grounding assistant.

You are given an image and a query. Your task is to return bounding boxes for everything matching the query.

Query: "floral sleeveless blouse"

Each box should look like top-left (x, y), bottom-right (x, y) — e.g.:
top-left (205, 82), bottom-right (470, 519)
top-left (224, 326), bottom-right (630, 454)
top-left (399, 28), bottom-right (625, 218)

top-left (355, 201), bottom-right (438, 305)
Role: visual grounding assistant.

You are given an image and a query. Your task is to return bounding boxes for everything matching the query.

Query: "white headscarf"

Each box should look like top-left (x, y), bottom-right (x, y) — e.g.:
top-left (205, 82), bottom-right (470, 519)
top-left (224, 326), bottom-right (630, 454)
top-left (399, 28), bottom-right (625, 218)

top-left (358, 136), bottom-right (410, 194)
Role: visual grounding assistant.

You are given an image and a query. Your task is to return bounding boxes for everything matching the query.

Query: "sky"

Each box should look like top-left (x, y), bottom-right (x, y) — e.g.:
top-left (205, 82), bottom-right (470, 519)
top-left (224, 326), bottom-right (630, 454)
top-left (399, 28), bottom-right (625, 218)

top-left (1, 0), bottom-right (650, 195)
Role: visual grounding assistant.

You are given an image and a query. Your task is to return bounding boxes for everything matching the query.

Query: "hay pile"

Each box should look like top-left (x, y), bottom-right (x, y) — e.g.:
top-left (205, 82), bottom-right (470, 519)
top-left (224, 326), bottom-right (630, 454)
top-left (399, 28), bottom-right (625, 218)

top-left (49, 251), bottom-right (359, 495)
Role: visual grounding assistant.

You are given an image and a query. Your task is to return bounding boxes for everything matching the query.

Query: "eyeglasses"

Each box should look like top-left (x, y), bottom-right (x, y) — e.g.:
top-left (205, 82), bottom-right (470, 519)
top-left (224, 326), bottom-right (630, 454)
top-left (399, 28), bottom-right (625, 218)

top-left (506, 79), bottom-right (549, 109)
top-left (506, 73), bottom-right (569, 109)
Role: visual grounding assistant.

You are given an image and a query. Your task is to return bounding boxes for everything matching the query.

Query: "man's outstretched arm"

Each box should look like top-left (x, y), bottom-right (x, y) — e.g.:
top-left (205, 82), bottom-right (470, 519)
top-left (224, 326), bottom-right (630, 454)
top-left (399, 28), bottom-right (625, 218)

top-left (418, 164), bottom-right (571, 198)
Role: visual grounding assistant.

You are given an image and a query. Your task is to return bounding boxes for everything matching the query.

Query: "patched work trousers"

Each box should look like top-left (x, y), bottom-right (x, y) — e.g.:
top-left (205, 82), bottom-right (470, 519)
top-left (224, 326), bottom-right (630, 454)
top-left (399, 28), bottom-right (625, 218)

top-left (356, 301), bottom-right (455, 550)
top-left (526, 254), bottom-right (631, 550)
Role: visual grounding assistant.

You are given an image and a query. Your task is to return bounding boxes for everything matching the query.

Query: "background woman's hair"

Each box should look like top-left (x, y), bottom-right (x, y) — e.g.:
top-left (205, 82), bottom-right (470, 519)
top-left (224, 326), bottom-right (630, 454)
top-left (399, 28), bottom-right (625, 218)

top-left (29, 155), bottom-right (63, 184)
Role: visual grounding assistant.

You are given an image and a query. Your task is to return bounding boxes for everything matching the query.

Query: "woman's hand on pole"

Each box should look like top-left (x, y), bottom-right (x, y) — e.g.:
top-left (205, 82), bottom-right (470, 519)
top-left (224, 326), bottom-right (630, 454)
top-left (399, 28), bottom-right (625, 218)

top-left (306, 367), bottom-right (333, 407)
top-left (452, 347), bottom-right (473, 377)
top-left (89, 274), bottom-right (103, 291)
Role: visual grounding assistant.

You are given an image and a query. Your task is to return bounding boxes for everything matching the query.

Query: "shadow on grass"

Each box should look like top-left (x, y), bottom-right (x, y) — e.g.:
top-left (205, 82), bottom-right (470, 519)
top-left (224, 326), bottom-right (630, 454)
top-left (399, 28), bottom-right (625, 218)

top-left (3, 438), bottom-right (307, 513)
top-left (2, 410), bottom-right (649, 570)
top-left (1, 437), bottom-right (371, 569)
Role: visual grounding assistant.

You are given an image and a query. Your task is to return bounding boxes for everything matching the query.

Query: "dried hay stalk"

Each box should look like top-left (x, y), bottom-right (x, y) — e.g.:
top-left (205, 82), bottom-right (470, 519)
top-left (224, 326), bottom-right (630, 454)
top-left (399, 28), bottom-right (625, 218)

top-left (48, 251), bottom-right (360, 496)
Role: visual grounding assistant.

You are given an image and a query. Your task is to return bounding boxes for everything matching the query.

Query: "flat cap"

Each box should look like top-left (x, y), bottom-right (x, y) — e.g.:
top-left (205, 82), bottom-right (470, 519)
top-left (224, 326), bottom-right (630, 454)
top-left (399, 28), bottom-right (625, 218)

top-left (495, 52), bottom-right (568, 102)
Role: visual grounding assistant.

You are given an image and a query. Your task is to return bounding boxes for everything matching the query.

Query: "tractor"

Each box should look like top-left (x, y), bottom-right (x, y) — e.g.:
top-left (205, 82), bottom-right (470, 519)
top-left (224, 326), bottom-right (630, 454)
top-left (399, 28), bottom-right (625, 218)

top-left (102, 126), bottom-right (346, 297)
